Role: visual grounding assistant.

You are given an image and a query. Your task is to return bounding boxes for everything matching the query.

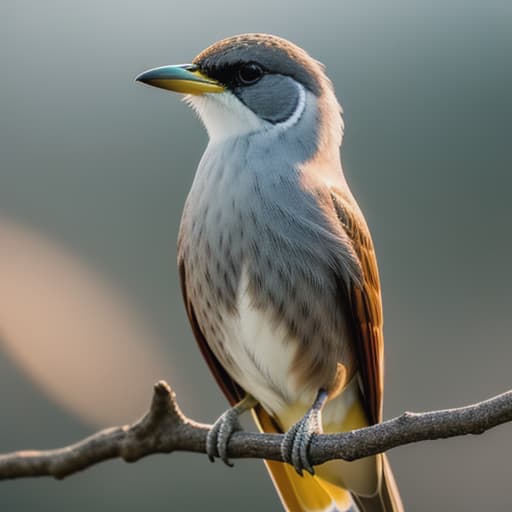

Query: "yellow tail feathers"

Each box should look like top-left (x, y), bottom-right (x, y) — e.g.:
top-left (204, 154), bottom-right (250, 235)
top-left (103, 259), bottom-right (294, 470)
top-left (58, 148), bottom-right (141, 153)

top-left (253, 407), bottom-right (354, 512)
top-left (252, 397), bottom-right (403, 512)
top-left (264, 459), bottom-right (354, 512)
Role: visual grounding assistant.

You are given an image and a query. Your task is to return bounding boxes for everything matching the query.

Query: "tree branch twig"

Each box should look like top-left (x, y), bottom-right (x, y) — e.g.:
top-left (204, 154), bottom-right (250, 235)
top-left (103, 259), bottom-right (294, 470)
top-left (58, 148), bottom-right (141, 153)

top-left (1, 380), bottom-right (511, 480)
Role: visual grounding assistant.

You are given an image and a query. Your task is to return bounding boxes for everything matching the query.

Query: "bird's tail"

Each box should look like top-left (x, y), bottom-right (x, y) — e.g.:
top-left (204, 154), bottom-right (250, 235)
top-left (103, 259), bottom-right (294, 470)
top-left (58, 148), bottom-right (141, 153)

top-left (252, 405), bottom-right (403, 512)
top-left (254, 407), bottom-right (355, 511)
top-left (264, 458), bottom-right (356, 511)
top-left (351, 455), bottom-right (403, 512)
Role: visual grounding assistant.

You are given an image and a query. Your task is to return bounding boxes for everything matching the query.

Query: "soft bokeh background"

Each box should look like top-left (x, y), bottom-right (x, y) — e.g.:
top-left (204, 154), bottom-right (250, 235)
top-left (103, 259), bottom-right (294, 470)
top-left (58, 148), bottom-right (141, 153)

top-left (2, 0), bottom-right (511, 510)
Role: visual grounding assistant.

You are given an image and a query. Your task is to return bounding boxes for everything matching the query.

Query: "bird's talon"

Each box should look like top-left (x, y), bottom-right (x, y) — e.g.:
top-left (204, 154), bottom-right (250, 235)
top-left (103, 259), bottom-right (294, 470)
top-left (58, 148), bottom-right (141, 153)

top-left (281, 391), bottom-right (328, 475)
top-left (281, 425), bottom-right (297, 465)
top-left (206, 397), bottom-right (254, 467)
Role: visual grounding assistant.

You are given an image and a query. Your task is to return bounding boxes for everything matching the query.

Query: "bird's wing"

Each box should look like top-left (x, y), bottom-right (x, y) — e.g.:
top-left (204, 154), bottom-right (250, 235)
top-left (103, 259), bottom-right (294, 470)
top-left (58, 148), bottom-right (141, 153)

top-left (330, 186), bottom-right (384, 425)
top-left (178, 260), bottom-right (245, 406)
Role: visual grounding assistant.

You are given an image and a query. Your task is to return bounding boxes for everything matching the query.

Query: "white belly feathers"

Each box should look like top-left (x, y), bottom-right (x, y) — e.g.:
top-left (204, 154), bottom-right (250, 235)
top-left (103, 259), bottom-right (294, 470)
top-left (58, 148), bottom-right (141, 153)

top-left (218, 267), bottom-right (298, 415)
top-left (217, 267), bottom-right (359, 428)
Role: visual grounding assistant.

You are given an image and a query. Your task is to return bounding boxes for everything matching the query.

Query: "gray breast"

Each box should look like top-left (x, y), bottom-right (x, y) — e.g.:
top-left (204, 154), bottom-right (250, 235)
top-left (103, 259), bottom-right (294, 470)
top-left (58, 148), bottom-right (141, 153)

top-left (178, 126), bottom-right (360, 397)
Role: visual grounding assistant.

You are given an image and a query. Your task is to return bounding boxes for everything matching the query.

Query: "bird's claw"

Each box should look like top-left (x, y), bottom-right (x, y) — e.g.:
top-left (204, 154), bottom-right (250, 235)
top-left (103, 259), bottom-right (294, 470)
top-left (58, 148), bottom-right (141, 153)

top-left (281, 400), bottom-right (324, 476)
top-left (206, 408), bottom-right (243, 466)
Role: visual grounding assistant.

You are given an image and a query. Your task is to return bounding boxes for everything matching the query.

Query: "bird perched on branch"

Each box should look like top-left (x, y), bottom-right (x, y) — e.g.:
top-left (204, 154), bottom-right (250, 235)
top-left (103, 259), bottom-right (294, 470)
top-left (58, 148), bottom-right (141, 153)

top-left (137, 33), bottom-right (403, 512)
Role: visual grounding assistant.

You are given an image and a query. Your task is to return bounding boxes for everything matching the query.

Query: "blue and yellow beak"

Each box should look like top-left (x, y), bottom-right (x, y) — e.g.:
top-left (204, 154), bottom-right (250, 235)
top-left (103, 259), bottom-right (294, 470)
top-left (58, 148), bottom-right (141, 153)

top-left (135, 64), bottom-right (224, 95)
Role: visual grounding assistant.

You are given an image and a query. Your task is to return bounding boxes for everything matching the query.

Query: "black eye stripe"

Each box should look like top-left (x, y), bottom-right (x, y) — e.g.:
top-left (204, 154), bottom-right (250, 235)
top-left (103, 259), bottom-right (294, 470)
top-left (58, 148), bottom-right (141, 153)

top-left (201, 62), bottom-right (266, 89)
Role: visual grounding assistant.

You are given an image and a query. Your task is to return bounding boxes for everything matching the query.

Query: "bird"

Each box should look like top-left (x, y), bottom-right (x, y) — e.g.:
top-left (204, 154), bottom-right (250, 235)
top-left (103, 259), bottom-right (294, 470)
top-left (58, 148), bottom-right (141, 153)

top-left (136, 33), bottom-right (403, 512)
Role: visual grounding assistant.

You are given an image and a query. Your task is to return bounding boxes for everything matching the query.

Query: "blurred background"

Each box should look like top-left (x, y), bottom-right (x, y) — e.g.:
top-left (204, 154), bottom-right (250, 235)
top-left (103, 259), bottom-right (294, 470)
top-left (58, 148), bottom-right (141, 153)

top-left (2, 0), bottom-right (511, 510)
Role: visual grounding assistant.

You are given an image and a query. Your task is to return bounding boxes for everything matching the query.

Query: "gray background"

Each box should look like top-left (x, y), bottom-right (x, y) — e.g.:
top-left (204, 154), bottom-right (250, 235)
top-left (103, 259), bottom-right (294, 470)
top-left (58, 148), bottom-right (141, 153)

top-left (2, 0), bottom-right (512, 510)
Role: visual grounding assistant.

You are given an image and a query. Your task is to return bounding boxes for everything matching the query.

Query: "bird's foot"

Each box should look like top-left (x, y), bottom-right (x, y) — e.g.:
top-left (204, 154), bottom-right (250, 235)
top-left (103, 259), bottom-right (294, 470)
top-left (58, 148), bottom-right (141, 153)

top-left (206, 395), bottom-right (257, 466)
top-left (206, 408), bottom-right (242, 466)
top-left (281, 389), bottom-right (329, 476)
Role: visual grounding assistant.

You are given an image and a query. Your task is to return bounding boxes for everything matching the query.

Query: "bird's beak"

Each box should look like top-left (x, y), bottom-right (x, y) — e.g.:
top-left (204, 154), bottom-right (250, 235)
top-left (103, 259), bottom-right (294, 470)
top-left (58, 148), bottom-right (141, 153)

top-left (135, 64), bottom-right (224, 95)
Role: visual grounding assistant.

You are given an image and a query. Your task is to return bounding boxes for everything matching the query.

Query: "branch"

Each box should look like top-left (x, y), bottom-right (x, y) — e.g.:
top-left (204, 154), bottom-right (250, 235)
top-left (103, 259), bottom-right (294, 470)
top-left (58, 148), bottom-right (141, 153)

top-left (1, 380), bottom-right (511, 480)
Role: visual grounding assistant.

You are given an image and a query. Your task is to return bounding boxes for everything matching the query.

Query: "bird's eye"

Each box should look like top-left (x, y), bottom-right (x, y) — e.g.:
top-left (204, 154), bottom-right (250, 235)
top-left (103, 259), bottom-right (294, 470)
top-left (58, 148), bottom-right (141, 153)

top-left (238, 63), bottom-right (264, 85)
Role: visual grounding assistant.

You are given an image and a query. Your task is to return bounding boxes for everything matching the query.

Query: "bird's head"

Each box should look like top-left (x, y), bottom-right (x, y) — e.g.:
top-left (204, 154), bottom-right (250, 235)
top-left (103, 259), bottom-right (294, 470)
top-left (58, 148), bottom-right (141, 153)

top-left (136, 34), bottom-right (343, 160)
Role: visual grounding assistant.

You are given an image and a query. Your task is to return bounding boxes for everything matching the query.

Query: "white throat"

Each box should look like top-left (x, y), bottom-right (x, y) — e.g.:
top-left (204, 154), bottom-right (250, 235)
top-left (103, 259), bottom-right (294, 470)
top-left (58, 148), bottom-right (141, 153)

top-left (184, 83), bottom-right (307, 145)
top-left (184, 91), bottom-right (266, 144)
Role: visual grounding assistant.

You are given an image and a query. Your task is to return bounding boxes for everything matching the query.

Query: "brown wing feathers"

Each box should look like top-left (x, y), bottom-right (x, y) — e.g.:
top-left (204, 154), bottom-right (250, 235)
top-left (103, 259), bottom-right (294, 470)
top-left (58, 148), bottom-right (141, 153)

top-left (330, 188), bottom-right (384, 425)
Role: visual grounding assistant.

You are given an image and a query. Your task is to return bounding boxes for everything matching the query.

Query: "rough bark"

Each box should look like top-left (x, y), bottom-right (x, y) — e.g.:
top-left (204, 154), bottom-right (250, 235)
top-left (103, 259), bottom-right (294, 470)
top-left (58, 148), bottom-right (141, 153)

top-left (1, 381), bottom-right (511, 480)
